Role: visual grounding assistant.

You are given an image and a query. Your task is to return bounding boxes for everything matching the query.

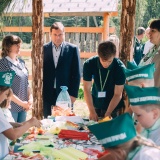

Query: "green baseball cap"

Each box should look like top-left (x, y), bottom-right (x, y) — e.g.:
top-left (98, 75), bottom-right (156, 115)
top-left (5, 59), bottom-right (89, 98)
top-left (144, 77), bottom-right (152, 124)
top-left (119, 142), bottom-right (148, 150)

top-left (124, 85), bottom-right (160, 106)
top-left (124, 63), bottom-right (155, 82)
top-left (88, 113), bottom-right (136, 148)
top-left (0, 71), bottom-right (15, 87)
top-left (127, 61), bottom-right (138, 70)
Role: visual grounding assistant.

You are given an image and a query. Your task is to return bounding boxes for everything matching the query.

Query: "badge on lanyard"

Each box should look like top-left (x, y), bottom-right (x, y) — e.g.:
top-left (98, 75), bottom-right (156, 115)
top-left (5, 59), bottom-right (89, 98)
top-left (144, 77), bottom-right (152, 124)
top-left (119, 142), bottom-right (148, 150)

top-left (99, 69), bottom-right (110, 98)
top-left (98, 91), bottom-right (106, 98)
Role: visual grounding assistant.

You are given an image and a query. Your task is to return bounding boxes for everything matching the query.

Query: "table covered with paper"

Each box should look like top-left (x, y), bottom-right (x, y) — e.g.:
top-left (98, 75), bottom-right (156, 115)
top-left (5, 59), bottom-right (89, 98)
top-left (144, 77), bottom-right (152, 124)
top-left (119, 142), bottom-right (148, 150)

top-left (4, 114), bottom-right (112, 160)
top-left (4, 101), bottom-right (112, 160)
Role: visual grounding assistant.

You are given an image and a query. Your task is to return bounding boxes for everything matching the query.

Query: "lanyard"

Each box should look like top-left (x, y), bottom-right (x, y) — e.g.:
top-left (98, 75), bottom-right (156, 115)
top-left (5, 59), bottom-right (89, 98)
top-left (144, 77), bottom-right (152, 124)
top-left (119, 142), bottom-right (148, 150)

top-left (99, 69), bottom-right (110, 91)
top-left (140, 45), bottom-right (160, 65)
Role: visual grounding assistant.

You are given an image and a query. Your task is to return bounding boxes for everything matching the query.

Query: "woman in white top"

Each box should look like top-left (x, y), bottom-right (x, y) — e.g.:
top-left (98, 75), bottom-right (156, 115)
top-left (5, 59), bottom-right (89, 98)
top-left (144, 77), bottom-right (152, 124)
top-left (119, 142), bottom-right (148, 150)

top-left (139, 19), bottom-right (160, 87)
top-left (0, 35), bottom-right (33, 122)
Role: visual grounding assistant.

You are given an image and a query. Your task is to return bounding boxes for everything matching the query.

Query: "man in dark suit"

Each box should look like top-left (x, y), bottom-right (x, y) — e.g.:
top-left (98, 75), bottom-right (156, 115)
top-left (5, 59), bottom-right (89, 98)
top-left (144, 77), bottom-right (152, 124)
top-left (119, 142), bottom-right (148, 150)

top-left (43, 22), bottom-right (81, 118)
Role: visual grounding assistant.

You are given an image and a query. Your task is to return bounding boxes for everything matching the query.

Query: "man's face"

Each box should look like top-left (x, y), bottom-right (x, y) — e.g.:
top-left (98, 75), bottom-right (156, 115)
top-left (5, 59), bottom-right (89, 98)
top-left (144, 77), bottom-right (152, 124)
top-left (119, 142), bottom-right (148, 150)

top-left (99, 56), bottom-right (114, 68)
top-left (50, 29), bottom-right (65, 47)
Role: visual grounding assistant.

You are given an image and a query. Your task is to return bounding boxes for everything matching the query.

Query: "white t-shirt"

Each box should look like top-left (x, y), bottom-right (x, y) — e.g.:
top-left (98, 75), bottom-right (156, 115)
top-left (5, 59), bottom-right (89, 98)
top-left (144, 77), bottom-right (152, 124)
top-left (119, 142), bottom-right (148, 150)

top-left (1, 108), bottom-right (15, 122)
top-left (133, 146), bottom-right (160, 160)
top-left (143, 40), bottom-right (154, 55)
top-left (0, 108), bottom-right (12, 159)
top-left (141, 118), bottom-right (160, 146)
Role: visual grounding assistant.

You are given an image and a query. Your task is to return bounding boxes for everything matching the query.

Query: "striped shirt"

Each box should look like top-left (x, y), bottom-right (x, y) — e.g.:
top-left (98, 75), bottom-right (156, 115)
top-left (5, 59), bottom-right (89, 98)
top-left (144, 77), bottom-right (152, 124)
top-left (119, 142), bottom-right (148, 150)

top-left (0, 57), bottom-right (29, 112)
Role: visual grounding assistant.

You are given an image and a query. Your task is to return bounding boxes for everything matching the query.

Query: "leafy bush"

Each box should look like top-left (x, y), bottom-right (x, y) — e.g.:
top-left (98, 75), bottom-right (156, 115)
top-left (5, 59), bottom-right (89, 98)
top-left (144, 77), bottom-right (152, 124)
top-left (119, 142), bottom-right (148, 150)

top-left (78, 88), bottom-right (84, 100)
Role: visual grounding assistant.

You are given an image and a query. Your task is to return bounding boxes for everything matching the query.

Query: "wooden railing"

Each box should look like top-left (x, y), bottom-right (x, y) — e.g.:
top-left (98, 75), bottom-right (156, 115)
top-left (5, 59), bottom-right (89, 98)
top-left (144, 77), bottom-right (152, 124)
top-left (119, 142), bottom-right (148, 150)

top-left (1, 26), bottom-right (116, 80)
top-left (1, 26), bottom-right (115, 54)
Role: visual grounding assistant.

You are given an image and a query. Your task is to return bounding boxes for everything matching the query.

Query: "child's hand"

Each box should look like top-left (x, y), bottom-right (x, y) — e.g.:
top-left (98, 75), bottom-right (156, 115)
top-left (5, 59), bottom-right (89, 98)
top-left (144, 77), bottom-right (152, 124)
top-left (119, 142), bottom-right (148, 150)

top-left (29, 117), bottom-right (41, 128)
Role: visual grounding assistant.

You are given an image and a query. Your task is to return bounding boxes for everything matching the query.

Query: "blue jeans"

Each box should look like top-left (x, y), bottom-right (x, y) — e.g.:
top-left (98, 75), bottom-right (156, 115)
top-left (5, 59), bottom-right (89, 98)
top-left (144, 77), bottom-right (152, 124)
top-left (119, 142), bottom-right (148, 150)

top-left (11, 110), bottom-right (27, 123)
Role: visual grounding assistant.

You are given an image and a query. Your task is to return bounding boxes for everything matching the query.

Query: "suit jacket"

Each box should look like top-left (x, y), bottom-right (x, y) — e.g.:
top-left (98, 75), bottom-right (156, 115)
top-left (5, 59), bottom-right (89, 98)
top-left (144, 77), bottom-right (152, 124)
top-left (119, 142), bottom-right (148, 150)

top-left (43, 41), bottom-right (81, 103)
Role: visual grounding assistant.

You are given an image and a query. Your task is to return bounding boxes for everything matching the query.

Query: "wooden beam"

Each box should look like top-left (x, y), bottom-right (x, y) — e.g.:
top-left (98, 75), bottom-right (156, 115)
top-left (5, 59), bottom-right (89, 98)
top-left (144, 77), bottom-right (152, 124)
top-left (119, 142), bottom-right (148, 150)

top-left (3, 12), bottom-right (109, 17)
top-left (103, 13), bottom-right (110, 40)
top-left (0, 50), bottom-right (97, 59)
top-left (80, 52), bottom-right (97, 58)
top-left (2, 27), bottom-right (104, 33)
top-left (110, 12), bottom-right (118, 17)
top-left (2, 26), bottom-right (116, 34)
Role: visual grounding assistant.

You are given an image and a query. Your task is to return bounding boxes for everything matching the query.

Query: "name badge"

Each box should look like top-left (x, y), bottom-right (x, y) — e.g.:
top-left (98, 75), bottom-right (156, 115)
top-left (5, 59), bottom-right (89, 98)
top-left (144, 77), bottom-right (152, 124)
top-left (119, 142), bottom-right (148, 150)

top-left (22, 68), bottom-right (28, 74)
top-left (136, 46), bottom-right (140, 50)
top-left (98, 91), bottom-right (106, 98)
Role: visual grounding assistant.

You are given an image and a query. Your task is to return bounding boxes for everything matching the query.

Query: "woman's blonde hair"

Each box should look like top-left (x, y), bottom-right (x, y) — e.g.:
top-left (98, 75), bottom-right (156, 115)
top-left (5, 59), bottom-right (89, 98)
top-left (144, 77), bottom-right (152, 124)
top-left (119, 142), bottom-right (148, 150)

top-left (139, 104), bottom-right (160, 112)
top-left (1, 35), bottom-right (22, 58)
top-left (99, 135), bottom-right (160, 160)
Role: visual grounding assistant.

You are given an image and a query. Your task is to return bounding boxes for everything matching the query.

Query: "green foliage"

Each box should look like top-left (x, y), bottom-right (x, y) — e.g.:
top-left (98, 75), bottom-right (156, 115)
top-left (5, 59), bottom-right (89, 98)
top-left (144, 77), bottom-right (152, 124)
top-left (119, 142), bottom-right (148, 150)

top-left (142, 0), bottom-right (160, 28)
top-left (0, 0), bottom-right (160, 45)
top-left (0, 16), bottom-right (32, 43)
top-left (110, 3), bottom-right (122, 36)
top-left (135, 0), bottom-right (147, 28)
top-left (0, 0), bottom-right (12, 15)
top-left (78, 88), bottom-right (84, 100)
top-left (44, 16), bottom-right (102, 27)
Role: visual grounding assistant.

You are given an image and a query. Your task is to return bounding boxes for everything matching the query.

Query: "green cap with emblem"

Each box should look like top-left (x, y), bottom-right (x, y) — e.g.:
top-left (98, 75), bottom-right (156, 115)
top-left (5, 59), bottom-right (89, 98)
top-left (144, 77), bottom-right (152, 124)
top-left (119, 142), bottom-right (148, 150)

top-left (127, 61), bottom-right (138, 70)
top-left (88, 113), bottom-right (136, 148)
top-left (0, 71), bottom-right (15, 87)
top-left (124, 84), bottom-right (160, 106)
top-left (124, 63), bottom-right (155, 82)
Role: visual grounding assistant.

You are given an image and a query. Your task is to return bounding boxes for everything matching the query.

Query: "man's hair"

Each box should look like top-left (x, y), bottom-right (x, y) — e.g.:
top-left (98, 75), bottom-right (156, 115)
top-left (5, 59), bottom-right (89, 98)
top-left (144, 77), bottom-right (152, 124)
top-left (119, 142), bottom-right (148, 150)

top-left (98, 41), bottom-right (116, 60)
top-left (50, 22), bottom-right (64, 32)
top-left (136, 27), bottom-right (145, 36)
top-left (150, 19), bottom-right (160, 32)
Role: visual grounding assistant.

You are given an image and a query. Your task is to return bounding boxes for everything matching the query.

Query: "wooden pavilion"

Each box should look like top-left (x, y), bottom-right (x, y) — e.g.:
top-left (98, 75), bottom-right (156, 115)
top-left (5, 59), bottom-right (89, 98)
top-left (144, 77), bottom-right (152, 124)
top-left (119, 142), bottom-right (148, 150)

top-left (1, 0), bottom-right (136, 119)
top-left (2, 0), bottom-right (118, 58)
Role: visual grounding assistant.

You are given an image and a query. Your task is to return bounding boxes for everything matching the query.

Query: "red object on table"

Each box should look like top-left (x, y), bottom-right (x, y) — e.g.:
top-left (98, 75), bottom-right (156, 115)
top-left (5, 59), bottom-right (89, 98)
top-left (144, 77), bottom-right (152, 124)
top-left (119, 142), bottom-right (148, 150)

top-left (97, 150), bottom-right (109, 158)
top-left (58, 129), bottom-right (90, 140)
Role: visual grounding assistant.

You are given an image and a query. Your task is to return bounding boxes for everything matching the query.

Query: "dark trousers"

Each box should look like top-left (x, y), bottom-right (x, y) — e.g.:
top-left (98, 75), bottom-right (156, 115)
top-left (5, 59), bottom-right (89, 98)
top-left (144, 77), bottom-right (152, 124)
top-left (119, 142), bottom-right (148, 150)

top-left (43, 88), bottom-right (57, 118)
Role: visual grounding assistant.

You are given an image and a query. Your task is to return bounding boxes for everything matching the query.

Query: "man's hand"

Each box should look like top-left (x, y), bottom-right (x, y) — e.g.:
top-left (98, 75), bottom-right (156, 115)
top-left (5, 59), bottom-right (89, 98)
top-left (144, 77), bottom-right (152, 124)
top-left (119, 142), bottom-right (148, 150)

top-left (104, 111), bottom-right (112, 118)
top-left (89, 110), bottom-right (99, 121)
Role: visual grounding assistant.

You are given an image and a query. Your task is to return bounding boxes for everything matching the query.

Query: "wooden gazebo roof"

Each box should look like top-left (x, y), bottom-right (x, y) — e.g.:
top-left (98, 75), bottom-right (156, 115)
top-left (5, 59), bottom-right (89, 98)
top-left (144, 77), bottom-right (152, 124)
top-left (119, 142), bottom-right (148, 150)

top-left (4, 0), bottom-right (118, 16)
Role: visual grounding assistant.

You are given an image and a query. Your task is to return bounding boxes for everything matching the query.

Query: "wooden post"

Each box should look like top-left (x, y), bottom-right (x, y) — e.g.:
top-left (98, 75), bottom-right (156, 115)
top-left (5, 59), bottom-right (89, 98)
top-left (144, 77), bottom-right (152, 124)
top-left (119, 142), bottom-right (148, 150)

top-left (119, 0), bottom-right (136, 111)
top-left (32, 0), bottom-right (44, 119)
top-left (119, 0), bottom-right (136, 65)
top-left (103, 13), bottom-right (109, 41)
